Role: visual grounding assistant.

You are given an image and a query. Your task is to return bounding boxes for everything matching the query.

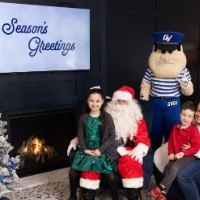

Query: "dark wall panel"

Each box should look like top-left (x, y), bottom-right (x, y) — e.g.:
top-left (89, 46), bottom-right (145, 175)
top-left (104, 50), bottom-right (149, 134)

top-left (157, 0), bottom-right (200, 15)
top-left (106, 4), bottom-right (155, 97)
top-left (3, 79), bottom-right (77, 110)
top-left (106, 0), bottom-right (200, 133)
top-left (106, 0), bottom-right (200, 103)
top-left (156, 16), bottom-right (200, 101)
top-left (1, 0), bottom-right (200, 125)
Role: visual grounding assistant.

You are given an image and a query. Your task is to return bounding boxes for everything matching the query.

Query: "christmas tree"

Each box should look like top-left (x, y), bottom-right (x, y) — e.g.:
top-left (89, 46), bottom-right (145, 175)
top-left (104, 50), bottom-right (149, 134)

top-left (0, 114), bottom-right (20, 194)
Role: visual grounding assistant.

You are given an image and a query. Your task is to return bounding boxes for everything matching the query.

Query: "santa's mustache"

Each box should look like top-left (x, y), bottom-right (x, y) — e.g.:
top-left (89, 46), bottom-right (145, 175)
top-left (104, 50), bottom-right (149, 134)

top-left (111, 104), bottom-right (130, 112)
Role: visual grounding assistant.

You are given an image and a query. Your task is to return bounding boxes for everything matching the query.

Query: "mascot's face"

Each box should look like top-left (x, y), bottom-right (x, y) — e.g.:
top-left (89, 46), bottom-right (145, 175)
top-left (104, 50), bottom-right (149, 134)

top-left (148, 45), bottom-right (187, 78)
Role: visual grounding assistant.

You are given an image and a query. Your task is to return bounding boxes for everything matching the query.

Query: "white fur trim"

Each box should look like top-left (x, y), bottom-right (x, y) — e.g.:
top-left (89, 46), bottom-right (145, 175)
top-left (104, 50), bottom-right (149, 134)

top-left (137, 143), bottom-right (149, 156)
top-left (112, 91), bottom-right (132, 101)
top-left (195, 150), bottom-right (200, 158)
top-left (117, 147), bottom-right (130, 156)
top-left (122, 177), bottom-right (143, 188)
top-left (80, 178), bottom-right (100, 189)
top-left (154, 142), bottom-right (169, 173)
top-left (71, 137), bottom-right (78, 145)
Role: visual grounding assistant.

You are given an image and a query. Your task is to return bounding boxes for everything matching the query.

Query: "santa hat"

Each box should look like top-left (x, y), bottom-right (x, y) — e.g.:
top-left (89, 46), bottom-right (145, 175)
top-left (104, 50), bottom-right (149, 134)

top-left (112, 86), bottom-right (135, 101)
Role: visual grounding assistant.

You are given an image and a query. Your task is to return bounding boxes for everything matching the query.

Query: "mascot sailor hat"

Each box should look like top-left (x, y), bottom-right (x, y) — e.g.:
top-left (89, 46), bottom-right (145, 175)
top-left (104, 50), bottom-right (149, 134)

top-left (152, 31), bottom-right (185, 51)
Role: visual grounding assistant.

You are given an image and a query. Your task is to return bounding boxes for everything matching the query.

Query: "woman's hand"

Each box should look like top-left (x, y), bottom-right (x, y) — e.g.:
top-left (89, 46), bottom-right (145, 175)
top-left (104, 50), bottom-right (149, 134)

top-left (168, 154), bottom-right (175, 160)
top-left (181, 143), bottom-right (191, 151)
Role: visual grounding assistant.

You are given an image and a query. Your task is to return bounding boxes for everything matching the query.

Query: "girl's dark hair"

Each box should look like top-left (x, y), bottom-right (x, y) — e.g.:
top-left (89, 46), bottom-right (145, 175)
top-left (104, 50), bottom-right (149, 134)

top-left (84, 87), bottom-right (107, 133)
top-left (181, 101), bottom-right (196, 112)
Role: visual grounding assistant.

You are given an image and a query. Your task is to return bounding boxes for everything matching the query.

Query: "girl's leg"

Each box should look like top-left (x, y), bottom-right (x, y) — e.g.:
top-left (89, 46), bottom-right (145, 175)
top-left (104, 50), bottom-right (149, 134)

top-left (69, 169), bottom-right (81, 200)
top-left (105, 173), bottom-right (119, 200)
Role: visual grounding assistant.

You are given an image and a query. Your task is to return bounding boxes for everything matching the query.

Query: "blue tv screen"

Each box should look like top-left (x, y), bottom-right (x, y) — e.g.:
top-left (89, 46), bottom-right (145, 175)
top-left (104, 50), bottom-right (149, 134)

top-left (0, 2), bottom-right (90, 73)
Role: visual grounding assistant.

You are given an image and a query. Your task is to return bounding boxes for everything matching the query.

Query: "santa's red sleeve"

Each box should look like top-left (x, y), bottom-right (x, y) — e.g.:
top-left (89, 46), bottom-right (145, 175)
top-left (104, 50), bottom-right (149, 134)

top-left (134, 118), bottom-right (150, 156)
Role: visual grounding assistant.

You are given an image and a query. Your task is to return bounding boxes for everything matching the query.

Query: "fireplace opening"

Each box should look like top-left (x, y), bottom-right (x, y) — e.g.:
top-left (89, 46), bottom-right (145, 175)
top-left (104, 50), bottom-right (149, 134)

top-left (6, 105), bottom-right (76, 177)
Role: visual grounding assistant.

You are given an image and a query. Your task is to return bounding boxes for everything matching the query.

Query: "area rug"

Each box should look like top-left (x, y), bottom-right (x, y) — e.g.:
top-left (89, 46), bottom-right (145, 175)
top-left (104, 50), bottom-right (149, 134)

top-left (1, 168), bottom-right (155, 200)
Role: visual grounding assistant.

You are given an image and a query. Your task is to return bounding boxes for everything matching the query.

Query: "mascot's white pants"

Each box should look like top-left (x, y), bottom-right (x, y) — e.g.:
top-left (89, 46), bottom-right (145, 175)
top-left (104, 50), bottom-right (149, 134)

top-left (117, 152), bottom-right (143, 188)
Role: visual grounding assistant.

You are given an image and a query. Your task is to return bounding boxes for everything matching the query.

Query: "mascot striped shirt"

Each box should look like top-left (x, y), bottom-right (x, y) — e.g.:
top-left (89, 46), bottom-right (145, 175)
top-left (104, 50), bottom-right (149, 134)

top-left (142, 67), bottom-right (191, 97)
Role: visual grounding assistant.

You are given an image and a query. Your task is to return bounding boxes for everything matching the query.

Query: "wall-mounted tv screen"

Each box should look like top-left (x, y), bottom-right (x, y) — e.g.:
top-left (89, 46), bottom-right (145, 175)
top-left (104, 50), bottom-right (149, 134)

top-left (0, 2), bottom-right (90, 73)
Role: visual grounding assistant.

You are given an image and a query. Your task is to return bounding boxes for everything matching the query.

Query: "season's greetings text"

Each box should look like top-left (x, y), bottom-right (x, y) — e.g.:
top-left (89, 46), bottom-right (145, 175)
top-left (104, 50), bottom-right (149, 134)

top-left (2, 18), bottom-right (75, 57)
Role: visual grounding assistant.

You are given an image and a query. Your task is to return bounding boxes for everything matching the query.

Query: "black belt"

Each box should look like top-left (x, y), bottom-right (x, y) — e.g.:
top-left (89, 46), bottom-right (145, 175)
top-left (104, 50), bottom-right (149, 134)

top-left (154, 97), bottom-right (175, 100)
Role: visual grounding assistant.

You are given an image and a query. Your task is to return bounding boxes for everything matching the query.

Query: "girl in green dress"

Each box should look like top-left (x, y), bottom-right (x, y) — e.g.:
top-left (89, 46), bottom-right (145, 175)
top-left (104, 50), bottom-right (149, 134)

top-left (70, 86), bottom-right (119, 200)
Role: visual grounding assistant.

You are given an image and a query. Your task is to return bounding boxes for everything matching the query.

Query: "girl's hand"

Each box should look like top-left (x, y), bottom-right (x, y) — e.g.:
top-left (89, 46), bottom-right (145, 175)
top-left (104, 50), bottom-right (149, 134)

top-left (93, 149), bottom-right (101, 156)
top-left (181, 143), bottom-right (191, 151)
top-left (168, 154), bottom-right (175, 160)
top-left (84, 150), bottom-right (95, 156)
top-left (175, 152), bottom-right (184, 159)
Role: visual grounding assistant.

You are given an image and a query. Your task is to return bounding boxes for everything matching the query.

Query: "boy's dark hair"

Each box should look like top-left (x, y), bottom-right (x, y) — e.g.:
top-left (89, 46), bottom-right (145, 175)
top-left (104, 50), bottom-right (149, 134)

top-left (181, 101), bottom-right (196, 112)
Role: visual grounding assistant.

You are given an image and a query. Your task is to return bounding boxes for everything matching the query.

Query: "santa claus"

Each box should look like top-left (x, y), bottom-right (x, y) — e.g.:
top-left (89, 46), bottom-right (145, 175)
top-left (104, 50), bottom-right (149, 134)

top-left (67, 86), bottom-right (152, 200)
top-left (105, 86), bottom-right (151, 199)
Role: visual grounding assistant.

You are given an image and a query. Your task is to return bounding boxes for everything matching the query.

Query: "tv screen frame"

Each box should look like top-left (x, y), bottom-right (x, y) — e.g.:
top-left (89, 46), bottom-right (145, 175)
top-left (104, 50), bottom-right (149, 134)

top-left (0, 0), bottom-right (90, 73)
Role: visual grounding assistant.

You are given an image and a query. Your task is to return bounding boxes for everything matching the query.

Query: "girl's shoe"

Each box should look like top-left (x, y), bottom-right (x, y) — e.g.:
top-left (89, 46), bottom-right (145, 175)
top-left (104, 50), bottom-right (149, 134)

top-left (148, 186), bottom-right (162, 198)
top-left (155, 193), bottom-right (167, 200)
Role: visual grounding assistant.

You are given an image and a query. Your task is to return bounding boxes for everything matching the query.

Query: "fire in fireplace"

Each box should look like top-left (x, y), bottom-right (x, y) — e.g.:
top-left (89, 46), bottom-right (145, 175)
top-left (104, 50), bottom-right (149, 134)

top-left (17, 135), bottom-right (57, 168)
top-left (5, 105), bottom-right (76, 177)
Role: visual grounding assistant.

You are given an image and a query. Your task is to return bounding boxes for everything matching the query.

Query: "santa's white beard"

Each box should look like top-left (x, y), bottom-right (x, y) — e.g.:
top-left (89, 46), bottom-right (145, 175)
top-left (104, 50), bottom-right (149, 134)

top-left (105, 100), bottom-right (142, 142)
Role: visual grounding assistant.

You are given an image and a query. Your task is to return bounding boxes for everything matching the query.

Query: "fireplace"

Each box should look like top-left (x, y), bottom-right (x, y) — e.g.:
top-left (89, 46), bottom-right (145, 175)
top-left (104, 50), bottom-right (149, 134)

top-left (5, 105), bottom-right (76, 177)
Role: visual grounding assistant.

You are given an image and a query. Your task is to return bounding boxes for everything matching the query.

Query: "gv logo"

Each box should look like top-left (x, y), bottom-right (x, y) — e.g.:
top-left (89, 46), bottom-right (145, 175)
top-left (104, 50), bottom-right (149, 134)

top-left (163, 34), bottom-right (173, 42)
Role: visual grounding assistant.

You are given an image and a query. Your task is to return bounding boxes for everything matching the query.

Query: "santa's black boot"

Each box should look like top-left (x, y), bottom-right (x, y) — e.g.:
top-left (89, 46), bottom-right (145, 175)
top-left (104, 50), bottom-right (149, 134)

top-left (125, 188), bottom-right (139, 200)
top-left (69, 197), bottom-right (77, 200)
top-left (82, 188), bottom-right (95, 200)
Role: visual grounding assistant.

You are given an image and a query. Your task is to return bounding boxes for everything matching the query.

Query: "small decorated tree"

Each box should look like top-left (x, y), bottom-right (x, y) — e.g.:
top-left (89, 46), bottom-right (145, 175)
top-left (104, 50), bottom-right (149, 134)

top-left (0, 114), bottom-right (20, 195)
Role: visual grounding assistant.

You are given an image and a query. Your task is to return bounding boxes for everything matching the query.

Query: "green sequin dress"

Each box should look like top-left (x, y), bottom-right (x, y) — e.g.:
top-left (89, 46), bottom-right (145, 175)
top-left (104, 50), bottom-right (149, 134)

top-left (71, 115), bottom-right (117, 174)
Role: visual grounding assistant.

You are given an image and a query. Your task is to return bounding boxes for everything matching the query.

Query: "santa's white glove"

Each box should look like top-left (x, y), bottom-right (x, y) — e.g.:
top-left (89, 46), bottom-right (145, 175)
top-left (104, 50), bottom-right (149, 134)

top-left (177, 72), bottom-right (189, 88)
top-left (67, 137), bottom-right (78, 156)
top-left (128, 145), bottom-right (144, 164)
top-left (117, 147), bottom-right (129, 156)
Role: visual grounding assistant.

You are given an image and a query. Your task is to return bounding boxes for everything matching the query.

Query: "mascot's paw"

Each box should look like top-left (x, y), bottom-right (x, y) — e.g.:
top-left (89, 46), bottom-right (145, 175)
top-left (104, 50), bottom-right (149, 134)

top-left (117, 147), bottom-right (129, 156)
top-left (140, 94), bottom-right (149, 101)
top-left (176, 71), bottom-right (189, 88)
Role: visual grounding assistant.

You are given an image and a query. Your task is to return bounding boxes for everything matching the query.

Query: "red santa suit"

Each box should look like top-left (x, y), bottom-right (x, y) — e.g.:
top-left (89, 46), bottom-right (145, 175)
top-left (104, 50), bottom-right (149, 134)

top-left (105, 86), bottom-right (150, 188)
